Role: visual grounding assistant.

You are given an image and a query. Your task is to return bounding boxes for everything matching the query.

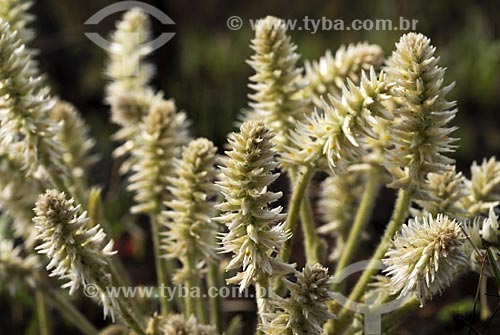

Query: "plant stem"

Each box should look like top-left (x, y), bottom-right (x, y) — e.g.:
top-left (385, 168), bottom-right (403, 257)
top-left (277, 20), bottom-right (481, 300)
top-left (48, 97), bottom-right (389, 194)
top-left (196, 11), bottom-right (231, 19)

top-left (328, 188), bottom-right (411, 334)
top-left (108, 259), bottom-right (144, 316)
top-left (45, 289), bottom-right (98, 335)
top-left (118, 300), bottom-right (147, 335)
top-left (185, 253), bottom-right (197, 317)
top-left (35, 290), bottom-right (50, 335)
top-left (332, 167), bottom-right (382, 293)
top-left (195, 277), bottom-right (207, 324)
top-left (255, 275), bottom-right (270, 335)
top-left (207, 263), bottom-right (222, 332)
top-left (300, 195), bottom-right (319, 263)
top-left (150, 214), bottom-right (171, 317)
top-left (480, 276), bottom-right (491, 320)
top-left (280, 165), bottom-right (315, 262)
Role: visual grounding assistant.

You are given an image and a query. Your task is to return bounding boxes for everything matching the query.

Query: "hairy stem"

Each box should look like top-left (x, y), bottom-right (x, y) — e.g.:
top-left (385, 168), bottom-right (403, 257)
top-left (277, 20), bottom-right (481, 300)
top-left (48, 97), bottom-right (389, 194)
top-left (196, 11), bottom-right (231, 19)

top-left (150, 214), bottom-right (171, 316)
top-left (255, 275), bottom-right (270, 335)
top-left (329, 188), bottom-right (411, 334)
top-left (208, 263), bottom-right (222, 332)
top-left (118, 300), bottom-right (147, 335)
top-left (280, 165), bottom-right (315, 262)
top-left (300, 195), bottom-right (319, 263)
top-left (332, 167), bottom-right (382, 293)
top-left (185, 253), bottom-right (197, 317)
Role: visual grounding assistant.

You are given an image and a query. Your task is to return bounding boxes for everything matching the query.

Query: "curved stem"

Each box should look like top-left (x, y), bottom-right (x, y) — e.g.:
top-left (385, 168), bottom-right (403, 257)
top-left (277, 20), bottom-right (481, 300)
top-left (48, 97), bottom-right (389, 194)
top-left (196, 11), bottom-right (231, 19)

top-left (329, 188), bottom-right (411, 334)
top-left (280, 165), bottom-right (315, 262)
top-left (150, 214), bottom-right (171, 317)
top-left (332, 167), bottom-right (382, 293)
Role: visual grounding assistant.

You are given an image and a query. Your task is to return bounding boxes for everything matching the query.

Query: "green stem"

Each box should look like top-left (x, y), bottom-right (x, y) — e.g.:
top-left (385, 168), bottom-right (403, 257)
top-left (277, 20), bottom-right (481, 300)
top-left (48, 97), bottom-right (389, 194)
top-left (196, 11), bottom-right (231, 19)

top-left (45, 289), bottom-right (98, 335)
top-left (480, 276), bottom-right (491, 320)
top-left (300, 195), bottom-right (319, 263)
top-left (108, 259), bottom-right (144, 316)
top-left (329, 188), bottom-right (411, 334)
top-left (185, 253), bottom-right (197, 317)
top-left (280, 165), bottom-right (315, 262)
top-left (117, 300), bottom-right (147, 335)
top-left (255, 275), bottom-right (270, 335)
top-left (150, 214), bottom-right (171, 317)
top-left (195, 277), bottom-right (207, 324)
top-left (207, 263), bottom-right (222, 331)
top-left (332, 167), bottom-right (382, 293)
top-left (35, 290), bottom-right (50, 335)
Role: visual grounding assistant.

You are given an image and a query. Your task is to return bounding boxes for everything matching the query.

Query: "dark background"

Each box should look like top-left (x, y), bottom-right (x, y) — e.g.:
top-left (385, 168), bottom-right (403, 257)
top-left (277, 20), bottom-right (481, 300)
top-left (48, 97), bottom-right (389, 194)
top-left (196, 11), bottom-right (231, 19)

top-left (3, 0), bottom-right (500, 334)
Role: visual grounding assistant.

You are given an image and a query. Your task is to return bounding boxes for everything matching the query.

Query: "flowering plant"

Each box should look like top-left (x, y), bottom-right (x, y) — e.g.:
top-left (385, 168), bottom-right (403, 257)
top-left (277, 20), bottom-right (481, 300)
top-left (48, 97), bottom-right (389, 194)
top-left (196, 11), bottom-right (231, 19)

top-left (0, 4), bottom-right (499, 335)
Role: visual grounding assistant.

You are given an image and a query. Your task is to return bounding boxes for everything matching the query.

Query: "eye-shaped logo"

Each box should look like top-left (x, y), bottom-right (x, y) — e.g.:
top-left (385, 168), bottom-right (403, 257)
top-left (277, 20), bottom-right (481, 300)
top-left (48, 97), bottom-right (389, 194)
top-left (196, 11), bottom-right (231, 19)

top-left (84, 1), bottom-right (175, 56)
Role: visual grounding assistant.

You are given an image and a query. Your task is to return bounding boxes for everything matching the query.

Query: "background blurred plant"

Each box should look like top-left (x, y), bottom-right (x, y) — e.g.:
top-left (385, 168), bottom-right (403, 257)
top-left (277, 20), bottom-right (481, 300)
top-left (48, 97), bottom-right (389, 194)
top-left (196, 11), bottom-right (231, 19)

top-left (1, 1), bottom-right (500, 335)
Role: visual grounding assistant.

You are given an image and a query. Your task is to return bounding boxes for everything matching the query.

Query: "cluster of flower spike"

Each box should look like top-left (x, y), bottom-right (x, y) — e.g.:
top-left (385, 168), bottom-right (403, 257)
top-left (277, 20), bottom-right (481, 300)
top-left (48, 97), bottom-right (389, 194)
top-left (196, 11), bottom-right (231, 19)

top-left (463, 207), bottom-right (500, 275)
top-left (262, 263), bottom-right (334, 334)
top-left (383, 214), bottom-right (467, 305)
top-left (216, 121), bottom-right (295, 290)
top-left (384, 33), bottom-right (458, 199)
top-left (33, 190), bottom-right (118, 319)
top-left (243, 16), bottom-right (308, 152)
top-left (161, 138), bottom-right (220, 283)
top-left (283, 68), bottom-right (393, 172)
top-left (304, 42), bottom-right (384, 106)
top-left (0, 238), bottom-right (39, 294)
top-left (0, 19), bottom-right (69, 181)
top-left (2, 5), bottom-right (500, 335)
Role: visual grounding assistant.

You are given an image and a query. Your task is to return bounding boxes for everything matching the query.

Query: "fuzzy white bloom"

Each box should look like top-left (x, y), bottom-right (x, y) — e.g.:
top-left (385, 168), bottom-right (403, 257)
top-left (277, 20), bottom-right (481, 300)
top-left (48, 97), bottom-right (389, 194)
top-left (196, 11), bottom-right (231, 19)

top-left (317, 172), bottom-right (364, 260)
top-left (0, 0), bottom-right (34, 42)
top-left (162, 314), bottom-right (217, 335)
top-left (104, 8), bottom-right (192, 177)
top-left (50, 100), bottom-right (98, 186)
top-left (0, 238), bottom-right (39, 293)
top-left (261, 263), bottom-right (335, 335)
top-left (460, 157), bottom-right (500, 217)
top-left (0, 0), bottom-right (38, 78)
top-left (283, 68), bottom-right (392, 171)
top-left (463, 207), bottom-right (500, 274)
top-left (0, 20), bottom-right (69, 182)
top-left (33, 189), bottom-right (118, 319)
top-left (304, 42), bottom-right (384, 106)
top-left (242, 16), bottom-right (308, 152)
top-left (105, 7), bottom-right (157, 127)
top-left (161, 138), bottom-right (219, 282)
top-left (412, 166), bottom-right (467, 218)
top-left (383, 214), bottom-right (467, 305)
top-left (384, 33), bottom-right (458, 200)
top-left (0, 147), bottom-right (44, 247)
top-left (128, 99), bottom-right (188, 214)
top-left (216, 121), bottom-right (295, 290)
